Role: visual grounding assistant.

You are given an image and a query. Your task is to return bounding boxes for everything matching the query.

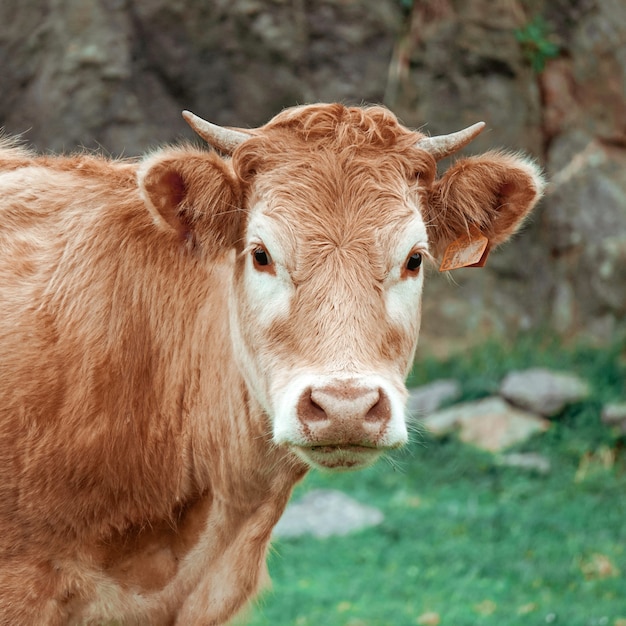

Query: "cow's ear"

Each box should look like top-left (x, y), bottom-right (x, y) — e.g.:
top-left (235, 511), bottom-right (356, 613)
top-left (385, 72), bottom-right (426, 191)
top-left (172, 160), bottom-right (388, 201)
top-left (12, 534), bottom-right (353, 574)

top-left (138, 148), bottom-right (242, 249)
top-left (426, 152), bottom-right (545, 259)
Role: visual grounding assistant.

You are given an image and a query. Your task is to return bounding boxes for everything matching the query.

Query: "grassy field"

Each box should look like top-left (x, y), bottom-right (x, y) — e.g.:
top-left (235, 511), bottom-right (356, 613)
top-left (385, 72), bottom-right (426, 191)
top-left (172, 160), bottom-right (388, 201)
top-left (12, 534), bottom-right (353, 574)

top-left (247, 335), bottom-right (626, 626)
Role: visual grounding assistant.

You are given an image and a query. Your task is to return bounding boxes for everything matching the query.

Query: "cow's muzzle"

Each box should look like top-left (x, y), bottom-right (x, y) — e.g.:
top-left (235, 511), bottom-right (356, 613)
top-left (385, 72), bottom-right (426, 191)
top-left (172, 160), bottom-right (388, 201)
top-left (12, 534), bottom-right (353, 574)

top-left (274, 377), bottom-right (407, 470)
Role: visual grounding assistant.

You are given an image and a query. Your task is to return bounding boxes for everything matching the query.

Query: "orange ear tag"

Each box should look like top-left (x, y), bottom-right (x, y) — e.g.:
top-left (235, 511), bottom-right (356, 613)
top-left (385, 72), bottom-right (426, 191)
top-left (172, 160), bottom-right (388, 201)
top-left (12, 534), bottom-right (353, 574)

top-left (439, 225), bottom-right (491, 272)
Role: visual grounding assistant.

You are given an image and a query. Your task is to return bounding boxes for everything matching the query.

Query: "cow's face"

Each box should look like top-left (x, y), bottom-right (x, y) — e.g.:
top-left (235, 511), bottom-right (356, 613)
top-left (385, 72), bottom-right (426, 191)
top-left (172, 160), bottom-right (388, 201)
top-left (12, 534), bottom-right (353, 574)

top-left (228, 143), bottom-right (436, 470)
top-left (142, 104), bottom-right (544, 471)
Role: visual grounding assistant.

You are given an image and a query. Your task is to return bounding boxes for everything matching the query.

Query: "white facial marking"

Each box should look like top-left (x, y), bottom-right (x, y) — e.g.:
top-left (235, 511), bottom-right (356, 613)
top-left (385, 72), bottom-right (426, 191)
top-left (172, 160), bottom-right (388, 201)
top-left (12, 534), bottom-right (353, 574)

top-left (383, 214), bottom-right (429, 327)
top-left (243, 203), bottom-right (294, 327)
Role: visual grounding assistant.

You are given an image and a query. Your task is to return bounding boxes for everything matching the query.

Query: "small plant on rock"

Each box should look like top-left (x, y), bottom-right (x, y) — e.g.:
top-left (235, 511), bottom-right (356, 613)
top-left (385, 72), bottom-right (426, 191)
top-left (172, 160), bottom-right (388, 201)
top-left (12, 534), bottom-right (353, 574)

top-left (515, 15), bottom-right (560, 73)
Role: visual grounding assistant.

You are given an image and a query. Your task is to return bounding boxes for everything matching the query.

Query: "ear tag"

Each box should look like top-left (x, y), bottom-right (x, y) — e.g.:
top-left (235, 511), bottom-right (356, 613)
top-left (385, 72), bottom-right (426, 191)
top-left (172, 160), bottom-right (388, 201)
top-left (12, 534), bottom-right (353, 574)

top-left (439, 225), bottom-right (491, 272)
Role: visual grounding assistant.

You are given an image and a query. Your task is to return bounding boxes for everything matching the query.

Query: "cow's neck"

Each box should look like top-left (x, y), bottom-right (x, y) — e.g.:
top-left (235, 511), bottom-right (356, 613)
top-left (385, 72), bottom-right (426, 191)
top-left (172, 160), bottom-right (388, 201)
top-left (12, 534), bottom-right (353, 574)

top-left (85, 255), bottom-right (308, 614)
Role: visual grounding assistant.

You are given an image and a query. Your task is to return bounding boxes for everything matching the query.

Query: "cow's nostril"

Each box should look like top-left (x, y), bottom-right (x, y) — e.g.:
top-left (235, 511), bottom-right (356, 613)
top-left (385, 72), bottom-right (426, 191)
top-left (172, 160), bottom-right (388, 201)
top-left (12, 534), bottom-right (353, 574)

top-left (364, 390), bottom-right (391, 424)
top-left (297, 388), bottom-right (328, 423)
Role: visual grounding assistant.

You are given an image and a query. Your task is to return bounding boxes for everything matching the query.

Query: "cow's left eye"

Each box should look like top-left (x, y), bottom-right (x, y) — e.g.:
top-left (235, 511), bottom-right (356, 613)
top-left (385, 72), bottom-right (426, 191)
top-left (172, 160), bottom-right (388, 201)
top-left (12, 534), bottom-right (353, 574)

top-left (252, 246), bottom-right (273, 271)
top-left (405, 252), bottom-right (422, 273)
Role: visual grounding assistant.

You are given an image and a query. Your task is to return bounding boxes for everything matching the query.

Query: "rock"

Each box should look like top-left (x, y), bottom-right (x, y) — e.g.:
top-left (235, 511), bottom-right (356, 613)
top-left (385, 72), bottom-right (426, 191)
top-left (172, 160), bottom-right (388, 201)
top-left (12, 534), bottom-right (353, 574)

top-left (457, 399), bottom-right (550, 452)
top-left (565, 0), bottom-right (626, 143)
top-left (401, 0), bottom-right (626, 345)
top-left (393, 0), bottom-right (542, 156)
top-left (406, 379), bottom-right (462, 416)
top-left (500, 368), bottom-right (590, 417)
top-left (419, 402), bottom-right (466, 437)
top-left (601, 403), bottom-right (626, 434)
top-left (544, 138), bottom-right (626, 336)
top-left (0, 0), bottom-right (401, 156)
top-left (273, 489), bottom-right (384, 539)
top-left (421, 397), bottom-right (549, 452)
top-left (498, 452), bottom-right (551, 475)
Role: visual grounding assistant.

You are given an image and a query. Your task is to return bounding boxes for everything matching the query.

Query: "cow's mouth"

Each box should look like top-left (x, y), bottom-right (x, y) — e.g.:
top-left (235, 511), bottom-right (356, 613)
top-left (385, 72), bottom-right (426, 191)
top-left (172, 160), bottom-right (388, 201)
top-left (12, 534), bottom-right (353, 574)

top-left (309, 444), bottom-right (375, 453)
top-left (294, 443), bottom-right (383, 471)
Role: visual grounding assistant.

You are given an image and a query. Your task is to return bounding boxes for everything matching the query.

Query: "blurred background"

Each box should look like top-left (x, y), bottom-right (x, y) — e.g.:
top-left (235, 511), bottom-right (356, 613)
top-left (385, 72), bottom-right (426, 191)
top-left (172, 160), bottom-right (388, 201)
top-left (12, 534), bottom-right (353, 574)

top-left (1, 0), bottom-right (625, 352)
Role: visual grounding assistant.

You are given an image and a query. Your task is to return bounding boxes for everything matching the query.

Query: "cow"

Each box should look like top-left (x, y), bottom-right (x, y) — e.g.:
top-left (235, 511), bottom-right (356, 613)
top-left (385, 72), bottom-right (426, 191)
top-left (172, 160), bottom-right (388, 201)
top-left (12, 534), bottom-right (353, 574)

top-left (0, 103), bottom-right (544, 625)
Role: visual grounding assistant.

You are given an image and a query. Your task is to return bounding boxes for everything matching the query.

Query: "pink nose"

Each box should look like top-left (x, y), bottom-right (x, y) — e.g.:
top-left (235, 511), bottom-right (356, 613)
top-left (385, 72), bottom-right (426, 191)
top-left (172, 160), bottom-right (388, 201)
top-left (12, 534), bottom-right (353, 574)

top-left (297, 383), bottom-right (391, 444)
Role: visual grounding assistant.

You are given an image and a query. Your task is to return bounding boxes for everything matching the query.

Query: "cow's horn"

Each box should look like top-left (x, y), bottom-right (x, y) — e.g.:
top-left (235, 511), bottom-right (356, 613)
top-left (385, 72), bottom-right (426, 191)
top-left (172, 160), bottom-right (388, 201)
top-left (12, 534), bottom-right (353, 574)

top-left (416, 122), bottom-right (486, 160)
top-left (182, 110), bottom-right (251, 154)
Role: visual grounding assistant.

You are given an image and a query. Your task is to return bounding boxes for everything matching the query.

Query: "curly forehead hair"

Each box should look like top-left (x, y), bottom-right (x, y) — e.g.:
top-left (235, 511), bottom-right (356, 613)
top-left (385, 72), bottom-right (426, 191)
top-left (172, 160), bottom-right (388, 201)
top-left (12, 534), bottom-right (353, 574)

top-left (262, 103), bottom-right (421, 150)
top-left (231, 103), bottom-right (437, 192)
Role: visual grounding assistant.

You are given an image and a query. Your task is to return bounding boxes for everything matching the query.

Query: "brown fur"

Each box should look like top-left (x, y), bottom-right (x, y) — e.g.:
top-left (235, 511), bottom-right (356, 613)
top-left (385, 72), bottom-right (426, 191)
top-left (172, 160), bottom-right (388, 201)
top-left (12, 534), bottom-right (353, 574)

top-left (0, 105), bottom-right (543, 625)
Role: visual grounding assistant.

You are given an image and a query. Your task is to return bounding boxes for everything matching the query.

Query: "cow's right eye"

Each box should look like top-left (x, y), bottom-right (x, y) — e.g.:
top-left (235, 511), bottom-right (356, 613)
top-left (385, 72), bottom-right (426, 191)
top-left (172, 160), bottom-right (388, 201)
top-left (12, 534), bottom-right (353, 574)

top-left (252, 246), bottom-right (273, 271)
top-left (405, 252), bottom-right (422, 272)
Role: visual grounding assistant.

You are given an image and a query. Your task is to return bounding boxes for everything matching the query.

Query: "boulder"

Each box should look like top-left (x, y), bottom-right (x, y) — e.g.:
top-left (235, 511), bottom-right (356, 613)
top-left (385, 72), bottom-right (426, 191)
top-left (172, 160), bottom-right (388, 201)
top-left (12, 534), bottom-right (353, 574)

top-left (392, 0), bottom-right (542, 155)
top-left (500, 368), bottom-right (590, 417)
top-left (544, 138), bottom-right (626, 337)
top-left (498, 452), bottom-right (551, 475)
top-left (273, 489), bottom-right (384, 539)
top-left (523, 0), bottom-right (626, 340)
top-left (407, 379), bottom-right (462, 416)
top-left (421, 396), bottom-right (549, 452)
top-left (0, 0), bottom-right (401, 156)
top-left (601, 403), bottom-right (626, 434)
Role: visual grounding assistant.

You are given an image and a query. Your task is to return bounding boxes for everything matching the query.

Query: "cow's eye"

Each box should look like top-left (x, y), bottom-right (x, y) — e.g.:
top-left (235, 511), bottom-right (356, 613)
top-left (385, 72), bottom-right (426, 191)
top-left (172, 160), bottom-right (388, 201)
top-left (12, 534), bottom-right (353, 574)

top-left (252, 246), bottom-right (272, 270)
top-left (405, 252), bottom-right (422, 273)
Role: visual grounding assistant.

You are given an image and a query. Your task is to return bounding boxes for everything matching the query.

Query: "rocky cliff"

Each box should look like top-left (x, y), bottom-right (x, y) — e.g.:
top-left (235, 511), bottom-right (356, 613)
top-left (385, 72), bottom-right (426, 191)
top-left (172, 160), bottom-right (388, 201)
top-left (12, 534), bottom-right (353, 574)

top-left (1, 0), bottom-right (624, 350)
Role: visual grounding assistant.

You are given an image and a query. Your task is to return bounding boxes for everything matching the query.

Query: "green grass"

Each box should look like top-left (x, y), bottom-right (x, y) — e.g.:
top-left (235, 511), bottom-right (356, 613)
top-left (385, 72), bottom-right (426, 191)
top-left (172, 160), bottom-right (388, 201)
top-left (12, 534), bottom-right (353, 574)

top-left (247, 334), bottom-right (626, 626)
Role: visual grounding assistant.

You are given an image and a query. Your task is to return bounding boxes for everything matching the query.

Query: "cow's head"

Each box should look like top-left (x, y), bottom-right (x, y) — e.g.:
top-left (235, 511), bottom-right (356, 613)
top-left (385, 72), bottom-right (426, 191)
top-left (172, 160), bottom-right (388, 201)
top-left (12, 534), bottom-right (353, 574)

top-left (139, 104), bottom-right (544, 471)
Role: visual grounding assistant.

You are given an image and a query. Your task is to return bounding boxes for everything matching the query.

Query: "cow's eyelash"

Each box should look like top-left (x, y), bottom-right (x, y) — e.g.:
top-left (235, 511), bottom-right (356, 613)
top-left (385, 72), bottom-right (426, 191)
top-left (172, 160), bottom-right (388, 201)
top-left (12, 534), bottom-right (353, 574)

top-left (241, 241), bottom-right (265, 257)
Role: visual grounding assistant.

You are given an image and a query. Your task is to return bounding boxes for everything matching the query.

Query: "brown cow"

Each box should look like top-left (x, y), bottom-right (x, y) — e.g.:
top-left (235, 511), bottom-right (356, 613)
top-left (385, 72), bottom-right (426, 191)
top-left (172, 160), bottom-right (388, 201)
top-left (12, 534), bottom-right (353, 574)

top-left (0, 104), bottom-right (543, 625)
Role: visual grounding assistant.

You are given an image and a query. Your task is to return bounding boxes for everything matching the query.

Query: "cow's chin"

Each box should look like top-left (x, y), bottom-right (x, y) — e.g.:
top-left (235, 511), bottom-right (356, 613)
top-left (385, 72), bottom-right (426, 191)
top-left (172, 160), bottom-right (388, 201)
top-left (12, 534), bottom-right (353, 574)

top-left (291, 444), bottom-right (384, 471)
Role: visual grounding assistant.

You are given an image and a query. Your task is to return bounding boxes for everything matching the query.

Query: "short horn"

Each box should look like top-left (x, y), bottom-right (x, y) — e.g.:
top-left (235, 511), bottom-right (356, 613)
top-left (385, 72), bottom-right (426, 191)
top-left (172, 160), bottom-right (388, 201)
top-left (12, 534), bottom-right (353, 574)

top-left (416, 121), bottom-right (486, 160)
top-left (182, 110), bottom-right (251, 155)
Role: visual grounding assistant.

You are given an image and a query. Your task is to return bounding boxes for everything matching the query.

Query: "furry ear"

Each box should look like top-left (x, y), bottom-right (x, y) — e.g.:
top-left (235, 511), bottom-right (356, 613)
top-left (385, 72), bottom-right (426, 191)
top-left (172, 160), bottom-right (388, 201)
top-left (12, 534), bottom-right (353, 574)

top-left (138, 147), bottom-right (242, 249)
top-left (426, 151), bottom-right (545, 259)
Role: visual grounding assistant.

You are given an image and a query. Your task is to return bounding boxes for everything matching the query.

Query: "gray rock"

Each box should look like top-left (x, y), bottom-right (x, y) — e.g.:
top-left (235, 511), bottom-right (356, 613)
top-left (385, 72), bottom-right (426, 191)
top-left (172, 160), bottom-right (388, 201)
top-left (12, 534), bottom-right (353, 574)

top-left (419, 403), bottom-right (466, 437)
top-left (407, 379), bottom-right (462, 416)
top-left (498, 452), bottom-right (551, 475)
top-left (421, 396), bottom-right (550, 452)
top-left (274, 489), bottom-right (383, 539)
top-left (0, 0), bottom-right (401, 156)
top-left (500, 368), bottom-right (590, 417)
top-left (545, 138), bottom-right (626, 336)
top-left (601, 403), bottom-right (626, 434)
